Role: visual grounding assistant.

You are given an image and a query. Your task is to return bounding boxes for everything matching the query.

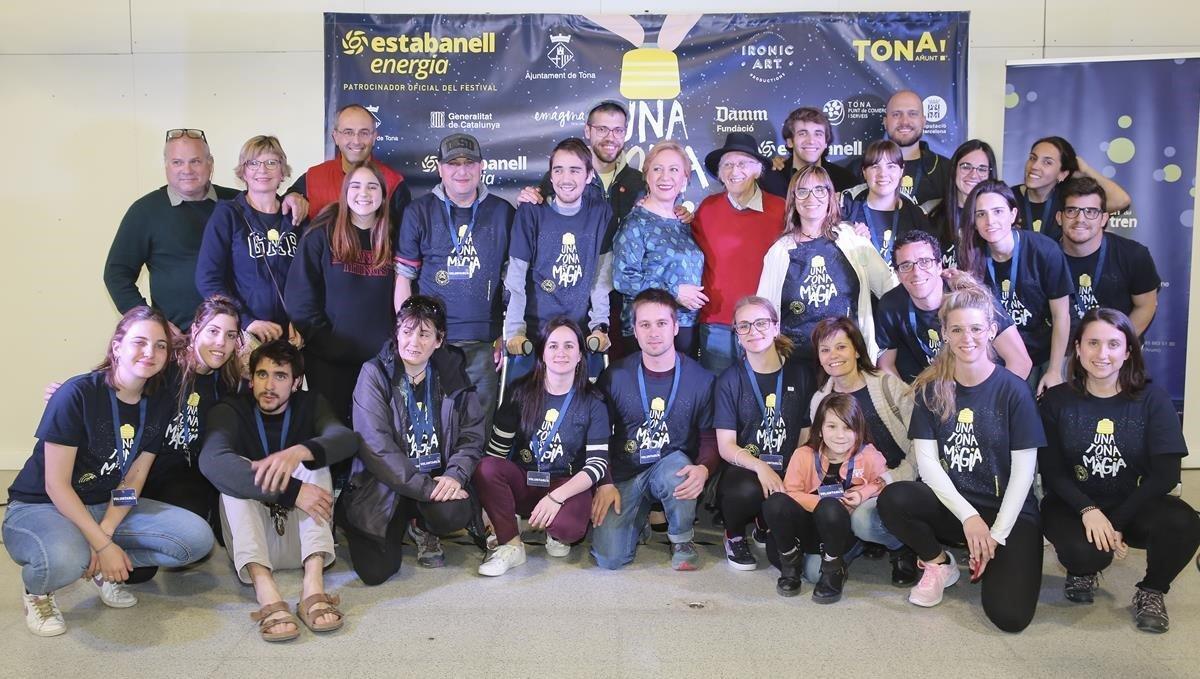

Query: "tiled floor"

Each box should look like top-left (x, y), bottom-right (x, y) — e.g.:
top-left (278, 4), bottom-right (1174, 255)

top-left (0, 471), bottom-right (1196, 677)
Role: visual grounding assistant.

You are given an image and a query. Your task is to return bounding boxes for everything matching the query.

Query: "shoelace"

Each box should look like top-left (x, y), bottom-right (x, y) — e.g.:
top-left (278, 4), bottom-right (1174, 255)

top-left (31, 596), bottom-right (58, 621)
top-left (1135, 590), bottom-right (1167, 617)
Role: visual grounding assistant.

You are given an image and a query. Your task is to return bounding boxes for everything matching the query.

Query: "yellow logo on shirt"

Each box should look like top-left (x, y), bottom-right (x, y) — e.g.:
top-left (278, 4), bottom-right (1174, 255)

top-left (120, 424), bottom-right (136, 441)
top-left (187, 392), bottom-right (201, 407)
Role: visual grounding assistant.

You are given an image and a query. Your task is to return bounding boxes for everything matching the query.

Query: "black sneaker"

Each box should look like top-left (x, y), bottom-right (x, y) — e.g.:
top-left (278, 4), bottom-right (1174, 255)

top-left (751, 522), bottom-right (768, 547)
top-left (812, 556), bottom-right (847, 604)
top-left (889, 547), bottom-right (918, 587)
top-left (1133, 587), bottom-right (1169, 633)
top-left (1064, 573), bottom-right (1099, 604)
top-left (724, 535), bottom-right (757, 571)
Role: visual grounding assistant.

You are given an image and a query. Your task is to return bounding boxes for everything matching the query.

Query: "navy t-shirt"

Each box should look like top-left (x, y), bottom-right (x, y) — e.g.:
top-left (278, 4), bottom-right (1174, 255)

top-left (1064, 233), bottom-right (1160, 321)
top-left (840, 195), bottom-right (932, 265)
top-left (600, 354), bottom-right (714, 483)
top-left (509, 195), bottom-right (612, 333)
top-left (8, 372), bottom-right (174, 505)
top-left (983, 229), bottom-right (1074, 365)
top-left (1014, 184), bottom-right (1065, 241)
top-left (875, 285), bottom-right (1016, 383)
top-left (397, 193), bottom-right (514, 342)
top-left (161, 367), bottom-right (233, 467)
top-left (909, 367), bottom-right (1045, 522)
top-left (1039, 383), bottom-right (1185, 509)
top-left (780, 238), bottom-right (858, 357)
top-left (494, 388), bottom-right (609, 477)
top-left (713, 358), bottom-right (814, 466)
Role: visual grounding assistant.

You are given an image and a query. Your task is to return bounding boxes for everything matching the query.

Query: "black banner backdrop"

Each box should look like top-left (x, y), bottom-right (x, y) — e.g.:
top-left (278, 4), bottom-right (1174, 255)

top-left (324, 12), bottom-right (969, 204)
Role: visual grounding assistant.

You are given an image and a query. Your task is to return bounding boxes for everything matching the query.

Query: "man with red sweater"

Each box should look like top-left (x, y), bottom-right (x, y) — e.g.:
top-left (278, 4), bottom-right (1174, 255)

top-left (692, 133), bottom-right (786, 373)
top-left (288, 104), bottom-right (412, 222)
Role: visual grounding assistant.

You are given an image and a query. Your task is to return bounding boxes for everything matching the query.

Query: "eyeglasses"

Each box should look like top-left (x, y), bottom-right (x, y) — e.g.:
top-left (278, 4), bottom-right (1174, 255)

top-left (1062, 206), bottom-right (1104, 219)
top-left (794, 186), bottom-right (830, 200)
top-left (587, 124), bottom-right (626, 138)
top-left (401, 297), bottom-right (445, 318)
top-left (733, 318), bottom-right (775, 335)
top-left (166, 128), bottom-right (206, 142)
top-left (336, 128), bottom-right (376, 139)
top-left (720, 160), bottom-right (761, 173)
top-left (244, 159), bottom-right (281, 169)
top-left (957, 162), bottom-right (991, 177)
top-left (896, 257), bottom-right (940, 274)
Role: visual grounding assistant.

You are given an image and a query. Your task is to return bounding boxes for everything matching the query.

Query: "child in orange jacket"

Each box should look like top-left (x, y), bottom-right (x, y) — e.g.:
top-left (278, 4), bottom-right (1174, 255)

top-left (762, 392), bottom-right (891, 603)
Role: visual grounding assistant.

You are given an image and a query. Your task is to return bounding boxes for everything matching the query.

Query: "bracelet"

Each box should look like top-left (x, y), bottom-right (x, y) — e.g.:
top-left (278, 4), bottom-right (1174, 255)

top-left (94, 540), bottom-right (115, 554)
top-left (1079, 506), bottom-right (1098, 516)
top-left (547, 494), bottom-right (563, 506)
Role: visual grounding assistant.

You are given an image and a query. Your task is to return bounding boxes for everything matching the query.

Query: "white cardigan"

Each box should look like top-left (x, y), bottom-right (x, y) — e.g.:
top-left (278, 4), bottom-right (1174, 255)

top-left (756, 223), bottom-right (897, 359)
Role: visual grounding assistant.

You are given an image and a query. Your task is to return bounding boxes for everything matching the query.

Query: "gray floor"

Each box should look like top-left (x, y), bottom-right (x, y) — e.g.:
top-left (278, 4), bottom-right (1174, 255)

top-left (0, 473), bottom-right (1198, 678)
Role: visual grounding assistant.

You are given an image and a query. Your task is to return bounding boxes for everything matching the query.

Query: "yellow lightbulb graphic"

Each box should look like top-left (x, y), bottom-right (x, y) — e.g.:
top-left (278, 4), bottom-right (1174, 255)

top-left (957, 408), bottom-right (974, 424)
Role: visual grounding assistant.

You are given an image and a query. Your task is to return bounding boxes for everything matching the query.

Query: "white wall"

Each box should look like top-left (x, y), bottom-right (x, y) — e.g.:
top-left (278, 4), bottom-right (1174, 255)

top-left (2, 1), bottom-right (1198, 469)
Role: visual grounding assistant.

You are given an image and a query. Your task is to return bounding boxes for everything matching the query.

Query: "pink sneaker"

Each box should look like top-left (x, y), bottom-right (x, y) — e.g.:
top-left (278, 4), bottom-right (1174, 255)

top-left (908, 551), bottom-right (960, 607)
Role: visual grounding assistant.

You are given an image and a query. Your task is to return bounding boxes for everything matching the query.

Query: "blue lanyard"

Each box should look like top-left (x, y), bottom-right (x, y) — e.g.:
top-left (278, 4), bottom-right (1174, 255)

top-left (403, 368), bottom-right (436, 441)
top-left (986, 230), bottom-right (1021, 293)
top-left (863, 202), bottom-right (901, 251)
top-left (1022, 186), bottom-right (1056, 233)
top-left (442, 197), bottom-right (479, 251)
top-left (907, 299), bottom-right (938, 359)
top-left (1075, 236), bottom-right (1108, 314)
top-left (532, 389), bottom-right (575, 470)
top-left (254, 406), bottom-right (292, 455)
top-left (815, 450), bottom-right (857, 490)
top-left (743, 358), bottom-right (784, 454)
top-left (637, 356), bottom-right (682, 424)
top-left (108, 390), bottom-right (147, 477)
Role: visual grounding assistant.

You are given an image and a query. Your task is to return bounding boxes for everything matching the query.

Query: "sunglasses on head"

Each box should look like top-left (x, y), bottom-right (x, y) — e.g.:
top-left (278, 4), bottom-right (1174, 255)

top-left (166, 128), bottom-right (207, 142)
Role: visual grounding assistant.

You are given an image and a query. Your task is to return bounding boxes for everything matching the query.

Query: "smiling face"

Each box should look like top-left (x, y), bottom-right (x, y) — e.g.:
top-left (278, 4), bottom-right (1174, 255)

top-left (895, 240), bottom-right (943, 300)
top-left (644, 148), bottom-right (688, 204)
top-left (633, 302), bottom-right (679, 358)
top-left (817, 330), bottom-right (859, 381)
top-left (1024, 141), bottom-right (1069, 191)
top-left (242, 151), bottom-right (284, 194)
top-left (944, 307), bottom-right (995, 365)
top-left (789, 120), bottom-right (829, 165)
top-left (438, 157), bottom-right (483, 205)
top-left (718, 151), bottom-right (761, 197)
top-left (955, 149), bottom-right (992, 202)
top-left (113, 320), bottom-right (170, 384)
top-left (973, 192), bottom-right (1018, 245)
top-left (584, 109), bottom-right (627, 165)
top-left (864, 157), bottom-right (903, 199)
top-left (820, 413), bottom-right (857, 458)
top-left (332, 107), bottom-right (376, 164)
top-left (733, 302), bottom-right (779, 356)
top-left (251, 357), bottom-right (300, 415)
top-left (543, 325), bottom-right (582, 380)
top-left (193, 313), bottom-right (239, 372)
top-left (550, 149), bottom-right (592, 205)
top-left (1059, 193), bottom-right (1109, 248)
top-left (794, 174), bottom-right (832, 226)
top-left (395, 318), bottom-right (443, 371)
top-left (346, 166), bottom-right (384, 220)
top-left (885, 91), bottom-right (924, 148)
top-left (164, 137), bottom-right (214, 200)
top-left (1076, 319), bottom-right (1129, 384)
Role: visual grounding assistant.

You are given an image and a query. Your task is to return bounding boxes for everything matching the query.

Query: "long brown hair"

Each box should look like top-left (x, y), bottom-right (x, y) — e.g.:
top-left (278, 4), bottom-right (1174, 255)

top-left (909, 273), bottom-right (999, 421)
top-left (811, 317), bottom-right (877, 388)
top-left (783, 165), bottom-right (841, 241)
top-left (732, 295), bottom-right (793, 359)
top-left (1068, 308), bottom-right (1147, 397)
top-left (177, 295), bottom-right (242, 407)
top-left (321, 161), bottom-right (392, 268)
top-left (510, 317), bottom-right (600, 435)
top-left (804, 392), bottom-right (873, 452)
top-left (958, 179), bottom-right (1020, 282)
top-left (95, 306), bottom-right (173, 395)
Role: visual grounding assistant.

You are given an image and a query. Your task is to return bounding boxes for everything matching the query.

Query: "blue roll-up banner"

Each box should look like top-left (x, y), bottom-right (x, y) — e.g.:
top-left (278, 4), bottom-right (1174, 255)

top-left (324, 12), bottom-right (969, 203)
top-left (1004, 56), bottom-right (1200, 408)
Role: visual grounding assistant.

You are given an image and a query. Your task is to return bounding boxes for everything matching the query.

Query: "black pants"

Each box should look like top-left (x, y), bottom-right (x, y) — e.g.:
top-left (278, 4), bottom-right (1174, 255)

top-left (1042, 494), bottom-right (1200, 593)
top-left (762, 493), bottom-right (854, 558)
top-left (339, 496), bottom-right (473, 586)
top-left (717, 466), bottom-right (769, 536)
top-left (879, 481), bottom-right (1043, 633)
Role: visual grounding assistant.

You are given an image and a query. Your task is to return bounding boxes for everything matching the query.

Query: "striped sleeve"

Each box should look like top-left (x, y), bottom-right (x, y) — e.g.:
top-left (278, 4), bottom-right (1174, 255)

top-left (581, 394), bottom-right (611, 484)
top-left (485, 400), bottom-right (520, 459)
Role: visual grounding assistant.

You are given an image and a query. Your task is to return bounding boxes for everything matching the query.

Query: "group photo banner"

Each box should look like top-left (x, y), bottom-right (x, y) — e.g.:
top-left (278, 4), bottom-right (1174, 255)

top-left (1003, 56), bottom-right (1200, 408)
top-left (324, 12), bottom-right (969, 203)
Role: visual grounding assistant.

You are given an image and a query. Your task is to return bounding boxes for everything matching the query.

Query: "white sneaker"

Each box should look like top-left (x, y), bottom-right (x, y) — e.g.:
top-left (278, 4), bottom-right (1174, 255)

top-left (545, 535), bottom-right (571, 558)
top-left (92, 576), bottom-right (138, 608)
top-left (22, 592), bottom-right (66, 637)
top-left (478, 543), bottom-right (526, 576)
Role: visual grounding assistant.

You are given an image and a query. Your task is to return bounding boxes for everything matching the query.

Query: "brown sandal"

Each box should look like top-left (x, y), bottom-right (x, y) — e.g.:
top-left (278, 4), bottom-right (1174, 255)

top-left (296, 593), bottom-right (344, 633)
top-left (250, 601), bottom-right (300, 642)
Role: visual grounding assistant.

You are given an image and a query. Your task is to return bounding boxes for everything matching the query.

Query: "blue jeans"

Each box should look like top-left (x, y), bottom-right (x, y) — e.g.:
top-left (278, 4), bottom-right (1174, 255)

top-left (590, 451), bottom-right (697, 570)
top-left (698, 323), bottom-right (740, 374)
top-left (851, 496), bottom-right (903, 550)
top-left (3, 498), bottom-right (214, 595)
top-left (455, 340), bottom-right (500, 433)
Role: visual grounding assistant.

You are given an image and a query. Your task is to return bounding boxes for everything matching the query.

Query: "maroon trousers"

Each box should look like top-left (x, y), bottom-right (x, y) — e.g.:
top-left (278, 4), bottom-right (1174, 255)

top-left (473, 457), bottom-right (592, 545)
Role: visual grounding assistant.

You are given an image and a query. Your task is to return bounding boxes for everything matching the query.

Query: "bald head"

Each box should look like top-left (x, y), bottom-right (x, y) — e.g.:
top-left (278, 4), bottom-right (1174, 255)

top-left (885, 90), bottom-right (924, 149)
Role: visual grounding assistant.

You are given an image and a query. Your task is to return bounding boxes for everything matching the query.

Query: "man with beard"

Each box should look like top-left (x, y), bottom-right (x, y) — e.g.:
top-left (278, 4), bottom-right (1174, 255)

top-left (847, 90), bottom-right (951, 205)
